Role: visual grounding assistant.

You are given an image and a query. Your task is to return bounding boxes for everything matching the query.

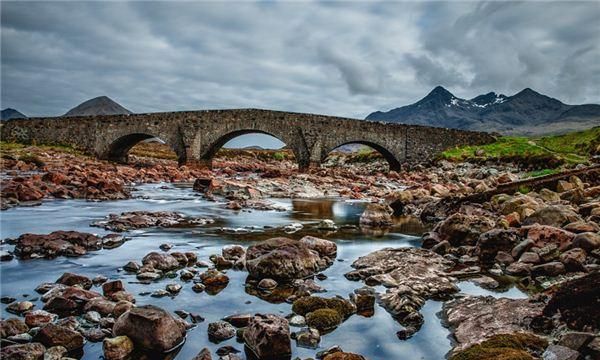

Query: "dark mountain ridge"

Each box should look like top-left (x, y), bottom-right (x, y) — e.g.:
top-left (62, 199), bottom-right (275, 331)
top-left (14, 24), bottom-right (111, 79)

top-left (366, 86), bottom-right (600, 135)
top-left (1, 108), bottom-right (27, 121)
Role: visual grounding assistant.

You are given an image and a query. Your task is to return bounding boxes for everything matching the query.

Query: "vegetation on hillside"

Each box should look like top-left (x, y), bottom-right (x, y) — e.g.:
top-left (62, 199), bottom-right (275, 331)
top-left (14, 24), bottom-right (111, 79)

top-left (440, 127), bottom-right (599, 169)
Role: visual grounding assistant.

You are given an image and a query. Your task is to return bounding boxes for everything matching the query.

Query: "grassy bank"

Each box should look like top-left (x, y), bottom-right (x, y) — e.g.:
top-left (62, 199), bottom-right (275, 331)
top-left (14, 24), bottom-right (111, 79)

top-left (441, 127), bottom-right (599, 169)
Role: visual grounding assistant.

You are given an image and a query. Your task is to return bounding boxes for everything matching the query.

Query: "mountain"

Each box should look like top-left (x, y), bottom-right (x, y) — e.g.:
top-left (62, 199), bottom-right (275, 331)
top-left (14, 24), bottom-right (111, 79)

top-left (1, 108), bottom-right (27, 120)
top-left (366, 87), bottom-right (600, 135)
top-left (64, 96), bottom-right (132, 117)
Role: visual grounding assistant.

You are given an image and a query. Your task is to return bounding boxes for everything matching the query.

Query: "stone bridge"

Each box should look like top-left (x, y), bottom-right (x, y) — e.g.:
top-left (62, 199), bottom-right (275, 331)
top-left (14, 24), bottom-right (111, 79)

top-left (1, 108), bottom-right (495, 171)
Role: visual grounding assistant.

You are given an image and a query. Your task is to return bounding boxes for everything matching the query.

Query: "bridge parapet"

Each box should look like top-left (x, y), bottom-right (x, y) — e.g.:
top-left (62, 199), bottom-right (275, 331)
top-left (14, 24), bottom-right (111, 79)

top-left (1, 108), bottom-right (496, 171)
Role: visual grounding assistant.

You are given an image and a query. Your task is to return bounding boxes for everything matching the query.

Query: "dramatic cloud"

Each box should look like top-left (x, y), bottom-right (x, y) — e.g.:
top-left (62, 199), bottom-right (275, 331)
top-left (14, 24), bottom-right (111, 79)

top-left (1, 0), bottom-right (599, 121)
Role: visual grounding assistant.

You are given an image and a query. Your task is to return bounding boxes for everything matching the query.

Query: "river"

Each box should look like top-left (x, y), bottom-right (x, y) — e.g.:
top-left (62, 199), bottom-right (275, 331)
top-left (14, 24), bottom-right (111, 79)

top-left (0, 182), bottom-right (527, 359)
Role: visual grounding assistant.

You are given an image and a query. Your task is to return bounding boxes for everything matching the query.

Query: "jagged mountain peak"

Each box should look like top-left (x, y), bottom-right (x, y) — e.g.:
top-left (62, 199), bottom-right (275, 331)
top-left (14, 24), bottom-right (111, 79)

top-left (423, 86), bottom-right (455, 101)
top-left (470, 92), bottom-right (507, 107)
top-left (64, 96), bottom-right (132, 117)
top-left (365, 87), bottom-right (600, 135)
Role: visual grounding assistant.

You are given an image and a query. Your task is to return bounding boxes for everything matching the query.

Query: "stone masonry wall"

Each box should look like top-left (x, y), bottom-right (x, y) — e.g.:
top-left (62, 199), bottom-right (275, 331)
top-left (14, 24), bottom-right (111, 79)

top-left (1, 108), bottom-right (496, 170)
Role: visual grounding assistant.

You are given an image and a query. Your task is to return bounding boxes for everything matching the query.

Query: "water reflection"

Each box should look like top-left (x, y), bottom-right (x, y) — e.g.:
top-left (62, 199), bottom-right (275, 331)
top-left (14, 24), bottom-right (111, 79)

top-left (0, 183), bottom-right (526, 360)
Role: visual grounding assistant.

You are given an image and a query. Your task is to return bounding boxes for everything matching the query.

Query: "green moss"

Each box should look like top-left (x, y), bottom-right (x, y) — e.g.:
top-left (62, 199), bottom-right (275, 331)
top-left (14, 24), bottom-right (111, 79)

top-left (272, 151), bottom-right (286, 161)
top-left (292, 296), bottom-right (355, 318)
top-left (305, 308), bottom-right (342, 331)
top-left (292, 296), bottom-right (331, 316)
top-left (450, 332), bottom-right (548, 360)
top-left (518, 185), bottom-right (531, 194)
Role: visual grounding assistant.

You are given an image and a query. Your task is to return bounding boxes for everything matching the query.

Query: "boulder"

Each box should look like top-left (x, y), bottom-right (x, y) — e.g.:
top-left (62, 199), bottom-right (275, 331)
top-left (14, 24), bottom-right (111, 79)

top-left (24, 310), bottom-right (57, 328)
top-left (544, 272), bottom-right (600, 331)
top-left (207, 321), bottom-right (236, 343)
top-left (0, 343), bottom-right (46, 360)
top-left (244, 314), bottom-right (291, 359)
top-left (559, 248), bottom-right (587, 272)
top-left (113, 305), bottom-right (187, 352)
top-left (572, 232), bottom-right (600, 252)
top-left (10, 231), bottom-right (104, 259)
top-left (522, 205), bottom-right (581, 228)
top-left (103, 336), bottom-right (134, 360)
top-left (141, 252), bottom-right (180, 271)
top-left (55, 272), bottom-right (92, 289)
top-left (192, 348), bottom-right (213, 360)
top-left (359, 203), bottom-right (393, 227)
top-left (522, 224), bottom-right (575, 252)
top-left (33, 323), bottom-right (84, 351)
top-left (246, 237), bottom-right (335, 281)
top-left (444, 296), bottom-right (545, 351)
top-left (435, 213), bottom-right (496, 246)
top-left (476, 228), bottom-right (522, 264)
top-left (542, 345), bottom-right (580, 360)
top-left (91, 211), bottom-right (212, 232)
top-left (0, 318), bottom-right (28, 338)
top-left (345, 247), bottom-right (457, 335)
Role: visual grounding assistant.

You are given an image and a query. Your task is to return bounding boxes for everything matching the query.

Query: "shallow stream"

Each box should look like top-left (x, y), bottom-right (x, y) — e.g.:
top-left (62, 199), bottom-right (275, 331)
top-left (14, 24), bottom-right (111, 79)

top-left (0, 183), bottom-right (526, 359)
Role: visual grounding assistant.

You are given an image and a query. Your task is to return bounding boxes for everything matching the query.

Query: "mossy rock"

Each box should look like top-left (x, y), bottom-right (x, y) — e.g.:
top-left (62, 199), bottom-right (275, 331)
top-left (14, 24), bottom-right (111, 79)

top-left (450, 332), bottom-right (548, 360)
top-left (292, 296), bottom-right (355, 318)
top-left (305, 308), bottom-right (342, 332)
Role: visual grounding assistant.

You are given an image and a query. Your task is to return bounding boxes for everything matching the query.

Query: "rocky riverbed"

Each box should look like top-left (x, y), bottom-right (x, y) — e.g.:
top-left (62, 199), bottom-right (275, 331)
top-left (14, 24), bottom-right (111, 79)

top-left (1, 145), bottom-right (599, 360)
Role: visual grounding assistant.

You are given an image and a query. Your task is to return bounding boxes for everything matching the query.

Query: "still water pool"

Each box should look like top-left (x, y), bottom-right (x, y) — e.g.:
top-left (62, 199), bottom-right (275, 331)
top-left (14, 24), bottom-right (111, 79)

top-left (0, 183), bottom-right (526, 359)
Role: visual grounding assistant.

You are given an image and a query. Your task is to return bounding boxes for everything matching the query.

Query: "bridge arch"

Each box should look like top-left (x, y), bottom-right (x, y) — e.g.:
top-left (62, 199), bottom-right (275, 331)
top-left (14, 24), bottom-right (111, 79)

top-left (196, 129), bottom-right (302, 169)
top-left (321, 140), bottom-right (402, 171)
top-left (100, 132), bottom-right (186, 165)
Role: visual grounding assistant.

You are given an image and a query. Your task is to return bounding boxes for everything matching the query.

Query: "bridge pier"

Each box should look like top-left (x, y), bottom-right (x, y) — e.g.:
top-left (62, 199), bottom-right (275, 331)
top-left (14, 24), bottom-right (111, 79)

top-left (297, 159), bottom-right (321, 173)
top-left (183, 158), bottom-right (213, 170)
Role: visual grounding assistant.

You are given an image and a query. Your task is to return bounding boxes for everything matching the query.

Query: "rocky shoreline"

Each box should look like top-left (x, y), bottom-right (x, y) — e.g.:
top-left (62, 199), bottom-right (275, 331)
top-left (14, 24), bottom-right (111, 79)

top-left (1, 143), bottom-right (599, 359)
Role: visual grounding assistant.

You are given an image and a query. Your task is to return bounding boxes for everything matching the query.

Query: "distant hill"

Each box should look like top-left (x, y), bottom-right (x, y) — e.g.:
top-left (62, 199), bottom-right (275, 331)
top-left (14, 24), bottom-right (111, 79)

top-left (1, 108), bottom-right (27, 120)
top-left (242, 145), bottom-right (265, 150)
top-left (64, 96), bottom-right (132, 117)
top-left (366, 86), bottom-right (600, 135)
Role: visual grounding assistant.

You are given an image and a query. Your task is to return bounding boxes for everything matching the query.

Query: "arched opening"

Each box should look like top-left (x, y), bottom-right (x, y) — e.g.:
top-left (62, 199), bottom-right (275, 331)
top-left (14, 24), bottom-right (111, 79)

top-left (322, 141), bottom-right (400, 173)
top-left (205, 131), bottom-right (298, 172)
top-left (107, 133), bottom-right (182, 166)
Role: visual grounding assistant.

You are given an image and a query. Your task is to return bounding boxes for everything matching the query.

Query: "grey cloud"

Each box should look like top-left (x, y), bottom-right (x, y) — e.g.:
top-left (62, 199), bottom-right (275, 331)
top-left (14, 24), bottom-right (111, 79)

top-left (1, 1), bottom-right (598, 121)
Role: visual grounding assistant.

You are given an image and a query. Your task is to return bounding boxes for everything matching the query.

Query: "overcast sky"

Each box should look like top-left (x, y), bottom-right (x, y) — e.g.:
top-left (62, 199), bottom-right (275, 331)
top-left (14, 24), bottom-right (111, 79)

top-left (2, 1), bottom-right (599, 121)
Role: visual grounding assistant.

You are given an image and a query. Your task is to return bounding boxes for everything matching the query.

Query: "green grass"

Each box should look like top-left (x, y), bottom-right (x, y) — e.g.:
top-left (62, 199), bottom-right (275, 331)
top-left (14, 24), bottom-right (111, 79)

top-left (537, 126), bottom-right (600, 155)
top-left (441, 127), bottom-right (599, 168)
top-left (0, 141), bottom-right (83, 157)
top-left (522, 168), bottom-right (559, 178)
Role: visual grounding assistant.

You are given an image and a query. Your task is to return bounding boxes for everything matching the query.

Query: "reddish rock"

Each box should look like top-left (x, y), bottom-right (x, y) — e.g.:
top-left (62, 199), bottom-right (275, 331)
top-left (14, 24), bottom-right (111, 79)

top-left (359, 203), bottom-right (393, 227)
top-left (0, 342), bottom-right (46, 360)
top-left (559, 248), bottom-right (588, 272)
top-left (10, 231), bottom-right (105, 259)
top-left (24, 310), bottom-right (57, 328)
top-left (243, 314), bottom-right (291, 359)
top-left (572, 232), bottom-right (600, 252)
top-left (476, 228), bottom-right (522, 264)
top-left (141, 251), bottom-right (180, 271)
top-left (33, 323), bottom-right (84, 351)
top-left (0, 318), bottom-right (29, 338)
top-left (522, 224), bottom-right (575, 252)
top-left (56, 272), bottom-right (92, 289)
top-left (113, 305), bottom-right (186, 352)
top-left (246, 237), bottom-right (335, 281)
top-left (435, 213), bottom-right (496, 246)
